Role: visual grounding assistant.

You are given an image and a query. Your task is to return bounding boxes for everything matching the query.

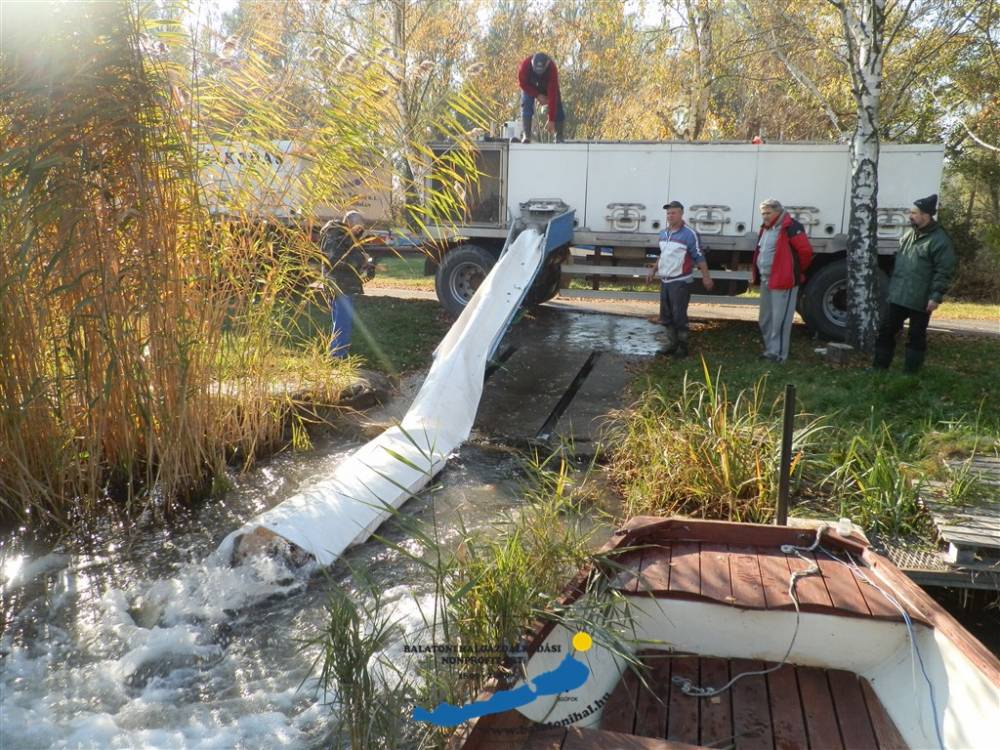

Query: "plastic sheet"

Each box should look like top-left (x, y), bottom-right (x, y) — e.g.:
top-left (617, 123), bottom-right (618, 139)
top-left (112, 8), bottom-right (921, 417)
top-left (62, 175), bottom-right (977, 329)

top-left (217, 229), bottom-right (545, 566)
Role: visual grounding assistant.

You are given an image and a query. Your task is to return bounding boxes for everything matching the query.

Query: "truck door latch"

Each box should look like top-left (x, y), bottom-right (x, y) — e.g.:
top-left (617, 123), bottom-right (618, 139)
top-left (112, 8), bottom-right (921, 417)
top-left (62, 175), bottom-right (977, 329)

top-left (689, 205), bottom-right (732, 235)
top-left (605, 203), bottom-right (646, 232)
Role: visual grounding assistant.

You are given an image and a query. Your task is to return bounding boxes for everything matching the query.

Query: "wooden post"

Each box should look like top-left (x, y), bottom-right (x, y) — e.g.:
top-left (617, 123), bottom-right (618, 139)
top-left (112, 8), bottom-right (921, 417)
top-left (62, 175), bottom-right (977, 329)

top-left (776, 383), bottom-right (795, 526)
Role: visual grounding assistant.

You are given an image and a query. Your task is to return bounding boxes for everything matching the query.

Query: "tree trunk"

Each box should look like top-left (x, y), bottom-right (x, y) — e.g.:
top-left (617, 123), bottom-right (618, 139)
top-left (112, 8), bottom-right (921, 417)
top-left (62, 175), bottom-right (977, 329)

top-left (834, 0), bottom-right (887, 352)
top-left (846, 90), bottom-right (881, 351)
top-left (684, 0), bottom-right (713, 140)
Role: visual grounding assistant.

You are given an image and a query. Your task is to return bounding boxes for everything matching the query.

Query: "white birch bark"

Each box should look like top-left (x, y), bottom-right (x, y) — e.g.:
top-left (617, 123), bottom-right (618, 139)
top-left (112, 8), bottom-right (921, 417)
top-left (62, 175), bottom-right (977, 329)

top-left (830, 0), bottom-right (886, 351)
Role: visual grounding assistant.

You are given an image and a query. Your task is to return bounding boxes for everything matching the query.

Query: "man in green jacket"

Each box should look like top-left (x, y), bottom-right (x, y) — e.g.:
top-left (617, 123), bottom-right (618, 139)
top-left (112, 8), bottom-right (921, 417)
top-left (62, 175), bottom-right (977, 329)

top-left (872, 194), bottom-right (956, 373)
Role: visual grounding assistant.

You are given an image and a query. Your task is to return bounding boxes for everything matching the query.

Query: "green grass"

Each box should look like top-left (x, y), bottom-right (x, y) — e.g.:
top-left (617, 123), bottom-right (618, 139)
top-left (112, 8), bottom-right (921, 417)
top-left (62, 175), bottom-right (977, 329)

top-left (368, 254), bottom-right (435, 291)
top-left (937, 300), bottom-right (1000, 321)
top-left (644, 319), bottom-right (1000, 432)
top-left (608, 319), bottom-right (999, 536)
top-left (293, 296), bottom-right (450, 376)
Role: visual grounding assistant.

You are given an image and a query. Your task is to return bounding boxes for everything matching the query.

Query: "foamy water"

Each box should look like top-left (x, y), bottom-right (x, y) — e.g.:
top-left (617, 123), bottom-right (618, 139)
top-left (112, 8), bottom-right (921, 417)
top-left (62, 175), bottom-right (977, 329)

top-left (0, 439), bottom-right (522, 749)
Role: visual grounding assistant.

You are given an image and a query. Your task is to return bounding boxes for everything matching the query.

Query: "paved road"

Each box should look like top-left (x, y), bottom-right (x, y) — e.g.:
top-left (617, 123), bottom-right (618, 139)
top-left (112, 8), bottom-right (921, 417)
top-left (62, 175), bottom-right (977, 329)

top-left (366, 286), bottom-right (1000, 338)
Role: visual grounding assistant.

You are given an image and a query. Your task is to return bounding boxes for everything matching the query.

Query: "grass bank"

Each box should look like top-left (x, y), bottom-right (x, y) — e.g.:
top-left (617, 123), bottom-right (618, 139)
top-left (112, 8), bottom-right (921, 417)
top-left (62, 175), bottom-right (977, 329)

top-left (368, 255), bottom-right (436, 292)
top-left (292, 295), bottom-right (450, 376)
top-left (606, 319), bottom-right (998, 537)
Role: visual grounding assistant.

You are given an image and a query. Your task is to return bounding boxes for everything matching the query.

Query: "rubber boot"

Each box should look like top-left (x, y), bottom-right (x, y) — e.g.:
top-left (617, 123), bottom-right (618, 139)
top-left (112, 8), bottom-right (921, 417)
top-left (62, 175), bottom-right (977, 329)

top-left (870, 343), bottom-right (894, 371)
top-left (672, 330), bottom-right (689, 358)
top-left (903, 347), bottom-right (925, 374)
top-left (660, 326), bottom-right (678, 356)
top-left (554, 119), bottom-right (565, 143)
top-left (521, 115), bottom-right (532, 143)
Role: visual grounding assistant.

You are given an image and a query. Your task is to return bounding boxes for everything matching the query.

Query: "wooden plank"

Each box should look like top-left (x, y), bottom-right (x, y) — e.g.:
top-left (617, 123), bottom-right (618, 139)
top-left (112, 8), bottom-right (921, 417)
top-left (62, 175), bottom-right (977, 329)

top-left (785, 551), bottom-right (834, 609)
top-left (634, 652), bottom-right (671, 738)
top-left (621, 517), bottom-right (868, 557)
top-left (854, 571), bottom-right (905, 620)
top-left (564, 726), bottom-right (705, 749)
top-left (668, 542), bottom-right (702, 596)
top-left (614, 548), bottom-right (646, 593)
top-left (634, 545), bottom-right (672, 594)
top-left (729, 659), bottom-right (774, 750)
top-left (814, 552), bottom-right (872, 616)
top-left (667, 657), bottom-right (701, 746)
top-left (936, 530), bottom-right (1000, 549)
top-left (728, 545), bottom-right (767, 608)
top-left (937, 521), bottom-right (1000, 537)
top-left (600, 665), bottom-right (639, 733)
top-left (929, 504), bottom-right (1000, 520)
top-left (931, 505), bottom-right (1000, 528)
top-left (827, 669), bottom-right (879, 750)
top-left (457, 712), bottom-right (564, 750)
top-left (766, 664), bottom-right (809, 750)
top-left (699, 543), bottom-right (734, 603)
top-left (797, 667), bottom-right (844, 750)
top-left (757, 550), bottom-right (795, 609)
top-left (699, 658), bottom-right (733, 748)
top-left (859, 679), bottom-right (909, 750)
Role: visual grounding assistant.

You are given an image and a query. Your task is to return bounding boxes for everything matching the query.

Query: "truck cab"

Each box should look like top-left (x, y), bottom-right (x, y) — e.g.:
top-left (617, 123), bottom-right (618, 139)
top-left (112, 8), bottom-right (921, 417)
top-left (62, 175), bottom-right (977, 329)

top-left (424, 140), bottom-right (944, 340)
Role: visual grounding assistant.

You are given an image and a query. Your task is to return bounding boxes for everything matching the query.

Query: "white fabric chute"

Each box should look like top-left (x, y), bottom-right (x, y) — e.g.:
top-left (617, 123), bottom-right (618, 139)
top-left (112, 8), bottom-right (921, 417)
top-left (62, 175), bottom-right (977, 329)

top-left (217, 228), bottom-right (545, 567)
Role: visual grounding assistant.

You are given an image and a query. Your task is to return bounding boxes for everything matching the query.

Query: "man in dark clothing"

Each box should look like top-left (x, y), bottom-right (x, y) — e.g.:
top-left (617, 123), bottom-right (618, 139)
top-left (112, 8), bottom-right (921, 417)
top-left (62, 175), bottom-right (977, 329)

top-left (320, 210), bottom-right (375, 358)
top-left (872, 194), bottom-right (956, 373)
top-left (517, 52), bottom-right (566, 143)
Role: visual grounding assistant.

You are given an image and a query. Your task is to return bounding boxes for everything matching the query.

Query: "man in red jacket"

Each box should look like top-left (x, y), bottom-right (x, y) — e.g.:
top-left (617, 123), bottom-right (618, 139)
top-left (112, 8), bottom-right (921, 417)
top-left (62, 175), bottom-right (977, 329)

top-left (751, 199), bottom-right (814, 362)
top-left (518, 52), bottom-right (566, 143)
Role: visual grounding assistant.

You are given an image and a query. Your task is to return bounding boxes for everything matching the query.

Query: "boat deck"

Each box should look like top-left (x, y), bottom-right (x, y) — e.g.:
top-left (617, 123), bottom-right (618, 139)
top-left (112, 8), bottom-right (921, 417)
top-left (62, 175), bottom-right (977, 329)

top-left (456, 649), bottom-right (909, 750)
top-left (610, 536), bottom-right (921, 623)
top-left (451, 518), bottom-right (1000, 750)
top-left (599, 650), bottom-right (907, 749)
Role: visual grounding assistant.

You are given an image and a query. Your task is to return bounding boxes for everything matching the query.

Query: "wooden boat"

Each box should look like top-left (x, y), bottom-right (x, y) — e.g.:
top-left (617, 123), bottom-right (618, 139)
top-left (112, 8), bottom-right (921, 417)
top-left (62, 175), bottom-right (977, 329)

top-left (449, 517), bottom-right (1000, 749)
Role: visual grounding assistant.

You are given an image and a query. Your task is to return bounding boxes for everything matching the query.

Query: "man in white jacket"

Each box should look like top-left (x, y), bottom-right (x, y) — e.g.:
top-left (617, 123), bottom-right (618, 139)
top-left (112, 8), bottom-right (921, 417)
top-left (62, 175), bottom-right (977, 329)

top-left (646, 201), bottom-right (714, 357)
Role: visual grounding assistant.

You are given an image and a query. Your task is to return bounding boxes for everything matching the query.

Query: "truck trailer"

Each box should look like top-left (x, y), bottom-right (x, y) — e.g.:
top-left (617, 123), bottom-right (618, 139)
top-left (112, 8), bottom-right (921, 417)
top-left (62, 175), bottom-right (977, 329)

top-left (424, 140), bottom-right (945, 340)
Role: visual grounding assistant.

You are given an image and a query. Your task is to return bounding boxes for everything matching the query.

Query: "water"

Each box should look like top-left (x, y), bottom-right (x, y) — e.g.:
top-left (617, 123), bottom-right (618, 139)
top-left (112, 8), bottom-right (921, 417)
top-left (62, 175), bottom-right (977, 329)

top-left (0, 436), bottom-right (526, 749)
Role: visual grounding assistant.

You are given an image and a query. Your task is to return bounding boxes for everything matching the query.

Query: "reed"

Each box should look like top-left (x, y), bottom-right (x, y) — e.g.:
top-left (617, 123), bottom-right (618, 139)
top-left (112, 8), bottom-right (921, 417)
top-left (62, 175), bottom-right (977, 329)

top-left (307, 574), bottom-right (416, 750)
top-left (0, 2), bottom-right (485, 524)
top-left (605, 363), bottom-right (827, 524)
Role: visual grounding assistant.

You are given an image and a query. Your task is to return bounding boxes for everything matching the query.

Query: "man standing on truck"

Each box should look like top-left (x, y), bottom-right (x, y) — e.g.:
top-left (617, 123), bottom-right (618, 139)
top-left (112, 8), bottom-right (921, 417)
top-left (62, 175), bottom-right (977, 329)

top-left (645, 201), bottom-right (713, 358)
top-left (517, 52), bottom-right (565, 143)
top-left (871, 194), bottom-right (956, 373)
top-left (752, 199), bottom-right (814, 363)
top-left (320, 210), bottom-right (375, 359)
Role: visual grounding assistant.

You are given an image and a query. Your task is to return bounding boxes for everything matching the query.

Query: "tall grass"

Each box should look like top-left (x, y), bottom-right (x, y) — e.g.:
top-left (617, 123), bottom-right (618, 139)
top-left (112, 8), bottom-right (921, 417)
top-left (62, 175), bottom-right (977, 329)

top-left (607, 366), bottom-right (994, 538)
top-left (307, 575), bottom-right (415, 750)
top-left (0, 2), bottom-right (486, 524)
top-left (606, 363), bottom-right (827, 523)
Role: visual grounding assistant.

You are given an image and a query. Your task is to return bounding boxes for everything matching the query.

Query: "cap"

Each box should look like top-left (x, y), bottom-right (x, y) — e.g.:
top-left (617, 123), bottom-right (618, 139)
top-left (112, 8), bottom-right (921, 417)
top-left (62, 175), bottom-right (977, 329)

top-left (662, 200), bottom-right (684, 210)
top-left (913, 194), bottom-right (938, 215)
top-left (342, 210), bottom-right (365, 227)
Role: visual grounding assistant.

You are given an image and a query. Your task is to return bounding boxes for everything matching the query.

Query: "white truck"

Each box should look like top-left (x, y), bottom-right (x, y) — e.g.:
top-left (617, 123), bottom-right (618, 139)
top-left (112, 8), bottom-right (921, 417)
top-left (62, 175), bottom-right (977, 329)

top-left (424, 140), bottom-right (945, 340)
top-left (198, 140), bottom-right (392, 226)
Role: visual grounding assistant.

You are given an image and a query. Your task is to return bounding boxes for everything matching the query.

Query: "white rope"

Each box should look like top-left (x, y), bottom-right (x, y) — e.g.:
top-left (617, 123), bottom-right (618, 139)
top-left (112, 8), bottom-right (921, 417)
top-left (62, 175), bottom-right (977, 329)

top-left (672, 525), bottom-right (829, 698)
top-left (818, 545), bottom-right (946, 750)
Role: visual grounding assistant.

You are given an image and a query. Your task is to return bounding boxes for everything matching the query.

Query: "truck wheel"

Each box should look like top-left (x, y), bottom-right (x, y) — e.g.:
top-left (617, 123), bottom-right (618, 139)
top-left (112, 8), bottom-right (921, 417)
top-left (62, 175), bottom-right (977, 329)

top-left (802, 260), bottom-right (888, 341)
top-left (435, 244), bottom-right (496, 316)
top-left (524, 264), bottom-right (562, 307)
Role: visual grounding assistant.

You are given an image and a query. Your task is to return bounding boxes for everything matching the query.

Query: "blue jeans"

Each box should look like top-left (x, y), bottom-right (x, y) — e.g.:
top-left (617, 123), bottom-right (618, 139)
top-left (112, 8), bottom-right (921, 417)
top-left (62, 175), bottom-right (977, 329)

top-left (521, 91), bottom-right (566, 122)
top-left (330, 294), bottom-right (354, 358)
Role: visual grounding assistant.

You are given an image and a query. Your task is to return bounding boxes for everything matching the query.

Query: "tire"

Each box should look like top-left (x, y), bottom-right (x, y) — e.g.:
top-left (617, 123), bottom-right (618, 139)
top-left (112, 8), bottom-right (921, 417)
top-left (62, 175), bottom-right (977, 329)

top-left (524, 264), bottom-right (562, 306)
top-left (801, 260), bottom-right (888, 341)
top-left (434, 244), bottom-right (497, 316)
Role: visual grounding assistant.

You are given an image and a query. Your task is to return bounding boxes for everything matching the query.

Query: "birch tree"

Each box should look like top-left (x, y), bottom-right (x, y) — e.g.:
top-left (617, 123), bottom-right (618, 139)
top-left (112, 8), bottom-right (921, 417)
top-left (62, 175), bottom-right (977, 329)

top-left (827, 0), bottom-right (887, 351)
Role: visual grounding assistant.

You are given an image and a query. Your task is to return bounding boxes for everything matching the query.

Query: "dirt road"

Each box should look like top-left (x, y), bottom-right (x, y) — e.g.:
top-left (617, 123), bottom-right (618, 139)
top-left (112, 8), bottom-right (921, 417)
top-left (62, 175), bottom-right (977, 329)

top-left (366, 287), bottom-right (1000, 338)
